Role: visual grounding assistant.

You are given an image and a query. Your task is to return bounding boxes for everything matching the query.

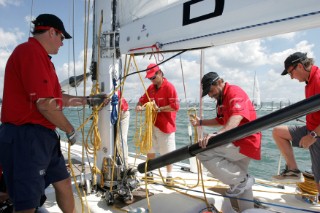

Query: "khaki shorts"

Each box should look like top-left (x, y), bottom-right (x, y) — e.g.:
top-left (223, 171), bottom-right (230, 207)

top-left (149, 126), bottom-right (176, 155)
top-left (289, 125), bottom-right (320, 182)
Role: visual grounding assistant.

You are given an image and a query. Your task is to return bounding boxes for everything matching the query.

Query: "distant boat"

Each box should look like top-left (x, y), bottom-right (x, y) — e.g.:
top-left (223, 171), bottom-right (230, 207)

top-left (252, 72), bottom-right (261, 110)
top-left (263, 106), bottom-right (279, 111)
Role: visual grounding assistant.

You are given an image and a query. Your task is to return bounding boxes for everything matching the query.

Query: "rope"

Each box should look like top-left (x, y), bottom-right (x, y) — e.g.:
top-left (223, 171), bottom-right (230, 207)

top-left (297, 173), bottom-right (319, 204)
top-left (297, 177), bottom-right (318, 195)
top-left (135, 102), bottom-right (157, 154)
top-left (110, 92), bottom-right (119, 125)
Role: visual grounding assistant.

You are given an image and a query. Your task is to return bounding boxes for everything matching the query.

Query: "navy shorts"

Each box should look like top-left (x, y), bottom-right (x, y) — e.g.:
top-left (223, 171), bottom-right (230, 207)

top-left (289, 125), bottom-right (320, 183)
top-left (0, 123), bottom-right (69, 211)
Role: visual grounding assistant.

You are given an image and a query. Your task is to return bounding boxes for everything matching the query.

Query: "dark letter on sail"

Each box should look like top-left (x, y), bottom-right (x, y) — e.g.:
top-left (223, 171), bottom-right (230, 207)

top-left (182, 0), bottom-right (224, 26)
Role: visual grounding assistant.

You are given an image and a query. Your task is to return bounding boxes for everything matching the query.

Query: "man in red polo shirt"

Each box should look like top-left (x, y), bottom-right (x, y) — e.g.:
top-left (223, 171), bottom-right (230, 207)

top-left (190, 72), bottom-right (261, 212)
top-left (272, 52), bottom-right (320, 200)
top-left (0, 14), bottom-right (107, 213)
top-left (135, 63), bottom-right (179, 184)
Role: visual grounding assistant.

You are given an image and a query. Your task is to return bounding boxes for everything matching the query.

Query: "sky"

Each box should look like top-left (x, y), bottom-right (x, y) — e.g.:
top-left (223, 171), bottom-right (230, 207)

top-left (1, 0), bottom-right (320, 107)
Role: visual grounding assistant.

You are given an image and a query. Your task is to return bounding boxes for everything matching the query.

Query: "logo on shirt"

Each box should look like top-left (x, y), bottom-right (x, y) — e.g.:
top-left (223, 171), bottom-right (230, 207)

top-left (39, 169), bottom-right (46, 176)
top-left (235, 103), bottom-right (241, 109)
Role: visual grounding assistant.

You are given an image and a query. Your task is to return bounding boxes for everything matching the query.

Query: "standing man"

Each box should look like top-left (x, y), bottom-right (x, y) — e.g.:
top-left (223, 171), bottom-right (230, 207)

top-left (191, 72), bottom-right (261, 212)
top-left (272, 52), bottom-right (320, 195)
top-left (135, 63), bottom-right (179, 184)
top-left (118, 90), bottom-right (130, 167)
top-left (0, 14), bottom-right (106, 213)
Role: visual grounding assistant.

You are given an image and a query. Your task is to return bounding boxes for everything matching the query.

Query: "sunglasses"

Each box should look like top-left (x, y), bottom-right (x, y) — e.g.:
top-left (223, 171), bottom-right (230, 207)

top-left (55, 30), bottom-right (65, 42)
top-left (148, 74), bottom-right (157, 80)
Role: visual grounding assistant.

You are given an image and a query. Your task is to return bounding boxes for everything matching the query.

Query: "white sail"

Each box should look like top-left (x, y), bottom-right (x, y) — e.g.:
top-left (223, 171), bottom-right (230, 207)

top-left (119, 0), bottom-right (320, 54)
top-left (118, 0), bottom-right (180, 26)
top-left (252, 72), bottom-right (261, 109)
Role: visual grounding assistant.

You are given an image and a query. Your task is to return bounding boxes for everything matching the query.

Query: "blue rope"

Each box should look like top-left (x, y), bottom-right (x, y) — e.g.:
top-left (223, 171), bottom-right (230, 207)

top-left (111, 78), bottom-right (118, 125)
top-left (111, 94), bottom-right (118, 125)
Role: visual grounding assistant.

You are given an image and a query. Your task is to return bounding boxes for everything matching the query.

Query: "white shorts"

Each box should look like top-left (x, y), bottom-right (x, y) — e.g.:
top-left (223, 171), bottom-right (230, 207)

top-left (149, 126), bottom-right (176, 155)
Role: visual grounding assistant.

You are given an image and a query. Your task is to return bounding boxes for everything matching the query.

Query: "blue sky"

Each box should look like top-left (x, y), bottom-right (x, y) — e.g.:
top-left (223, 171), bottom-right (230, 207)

top-left (1, 0), bottom-right (320, 106)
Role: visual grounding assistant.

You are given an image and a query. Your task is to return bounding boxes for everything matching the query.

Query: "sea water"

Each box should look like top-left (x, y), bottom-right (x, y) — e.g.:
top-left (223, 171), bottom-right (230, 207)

top-left (62, 102), bottom-right (311, 181)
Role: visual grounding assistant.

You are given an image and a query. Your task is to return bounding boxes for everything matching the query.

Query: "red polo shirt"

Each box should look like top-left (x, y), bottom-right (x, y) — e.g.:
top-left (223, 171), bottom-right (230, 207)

top-left (1, 38), bottom-right (62, 130)
top-left (305, 65), bottom-right (320, 131)
top-left (138, 78), bottom-right (179, 133)
top-left (215, 83), bottom-right (261, 160)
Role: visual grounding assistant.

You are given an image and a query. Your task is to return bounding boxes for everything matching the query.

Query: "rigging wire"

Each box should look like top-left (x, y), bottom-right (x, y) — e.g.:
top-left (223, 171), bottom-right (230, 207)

top-left (28, 0), bottom-right (34, 38)
top-left (124, 50), bottom-right (187, 78)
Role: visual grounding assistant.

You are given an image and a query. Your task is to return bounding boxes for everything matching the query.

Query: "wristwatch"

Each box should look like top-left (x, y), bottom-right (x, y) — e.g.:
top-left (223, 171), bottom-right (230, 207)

top-left (310, 131), bottom-right (320, 139)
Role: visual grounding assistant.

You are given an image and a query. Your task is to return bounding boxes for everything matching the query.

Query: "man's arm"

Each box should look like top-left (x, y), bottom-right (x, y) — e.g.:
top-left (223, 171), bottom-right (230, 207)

top-left (155, 104), bottom-right (176, 112)
top-left (218, 114), bottom-right (243, 134)
top-left (62, 94), bottom-right (110, 107)
top-left (62, 94), bottom-right (87, 107)
top-left (36, 98), bottom-right (74, 134)
top-left (197, 115), bottom-right (243, 148)
top-left (197, 118), bottom-right (220, 127)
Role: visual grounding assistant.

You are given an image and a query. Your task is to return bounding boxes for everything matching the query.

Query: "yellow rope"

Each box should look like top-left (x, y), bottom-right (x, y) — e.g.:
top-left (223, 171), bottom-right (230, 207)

top-left (138, 102), bottom-right (157, 154)
top-left (297, 174), bottom-right (318, 195)
top-left (65, 0), bottom-right (91, 212)
top-left (67, 143), bottom-right (85, 212)
top-left (186, 107), bottom-right (215, 211)
top-left (144, 160), bottom-right (153, 213)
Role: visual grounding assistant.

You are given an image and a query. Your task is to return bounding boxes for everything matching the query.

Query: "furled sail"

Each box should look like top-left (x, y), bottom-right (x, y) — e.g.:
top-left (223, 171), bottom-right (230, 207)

top-left (118, 0), bottom-right (320, 54)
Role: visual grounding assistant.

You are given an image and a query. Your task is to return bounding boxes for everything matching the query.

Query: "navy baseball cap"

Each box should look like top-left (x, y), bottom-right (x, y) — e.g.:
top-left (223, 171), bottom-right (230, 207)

top-left (281, 52), bottom-right (307, 75)
top-left (201, 72), bottom-right (220, 97)
top-left (32, 14), bottom-right (72, 39)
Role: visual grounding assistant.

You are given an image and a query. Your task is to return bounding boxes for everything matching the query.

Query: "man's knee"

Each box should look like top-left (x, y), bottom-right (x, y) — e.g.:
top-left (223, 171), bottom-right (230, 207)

top-left (272, 126), bottom-right (289, 140)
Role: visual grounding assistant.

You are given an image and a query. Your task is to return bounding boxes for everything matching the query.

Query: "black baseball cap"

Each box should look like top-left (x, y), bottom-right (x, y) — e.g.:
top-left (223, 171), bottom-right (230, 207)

top-left (201, 72), bottom-right (220, 97)
top-left (32, 14), bottom-right (72, 39)
top-left (281, 52), bottom-right (307, 75)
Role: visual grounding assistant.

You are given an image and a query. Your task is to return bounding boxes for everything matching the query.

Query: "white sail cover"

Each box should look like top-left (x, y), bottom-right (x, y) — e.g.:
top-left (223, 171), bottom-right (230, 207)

top-left (118, 0), bottom-right (181, 26)
top-left (118, 0), bottom-right (320, 54)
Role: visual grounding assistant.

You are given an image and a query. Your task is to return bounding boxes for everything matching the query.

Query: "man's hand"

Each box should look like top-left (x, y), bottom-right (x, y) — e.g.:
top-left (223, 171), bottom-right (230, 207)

top-left (135, 105), bottom-right (144, 112)
top-left (190, 115), bottom-right (200, 127)
top-left (87, 94), bottom-right (110, 107)
top-left (299, 134), bottom-right (317, 149)
top-left (198, 133), bottom-right (218, 148)
top-left (66, 129), bottom-right (79, 145)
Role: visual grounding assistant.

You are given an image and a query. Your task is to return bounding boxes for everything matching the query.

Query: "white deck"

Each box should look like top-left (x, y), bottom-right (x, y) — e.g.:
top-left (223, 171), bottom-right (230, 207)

top-left (41, 142), bottom-right (320, 213)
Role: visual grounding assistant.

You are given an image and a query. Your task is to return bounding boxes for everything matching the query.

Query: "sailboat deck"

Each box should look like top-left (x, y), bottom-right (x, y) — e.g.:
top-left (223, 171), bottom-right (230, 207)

top-left (39, 142), bottom-right (320, 213)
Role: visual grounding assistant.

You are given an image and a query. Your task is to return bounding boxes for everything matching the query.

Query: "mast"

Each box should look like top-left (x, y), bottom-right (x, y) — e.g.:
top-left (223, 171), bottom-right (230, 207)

top-left (92, 0), bottom-right (120, 185)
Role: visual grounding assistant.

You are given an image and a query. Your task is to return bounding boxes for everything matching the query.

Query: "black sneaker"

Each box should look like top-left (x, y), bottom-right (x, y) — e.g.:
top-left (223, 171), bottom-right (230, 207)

top-left (272, 165), bottom-right (304, 183)
top-left (166, 176), bottom-right (174, 186)
top-left (141, 172), bottom-right (154, 183)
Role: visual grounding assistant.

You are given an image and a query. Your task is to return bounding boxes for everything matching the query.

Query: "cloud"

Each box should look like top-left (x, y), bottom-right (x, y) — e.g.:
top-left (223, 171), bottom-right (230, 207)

top-left (267, 32), bottom-right (297, 41)
top-left (0, 28), bottom-right (25, 48)
top-left (0, 28), bottom-right (25, 98)
top-left (0, 0), bottom-right (22, 7)
top-left (56, 48), bottom-right (94, 96)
